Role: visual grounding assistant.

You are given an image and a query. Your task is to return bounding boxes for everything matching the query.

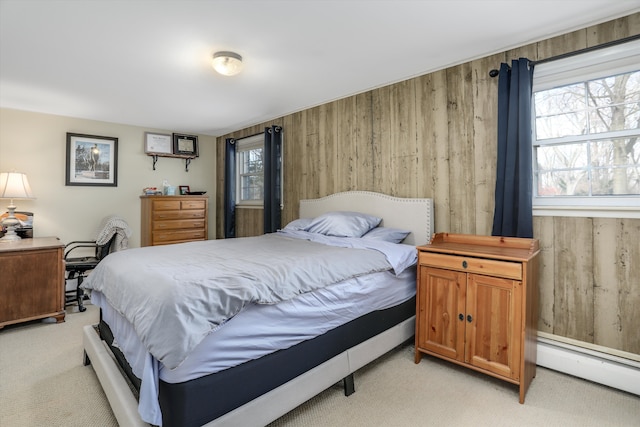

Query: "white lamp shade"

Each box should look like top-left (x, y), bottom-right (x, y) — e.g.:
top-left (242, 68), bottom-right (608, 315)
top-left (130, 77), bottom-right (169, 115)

top-left (0, 172), bottom-right (35, 199)
top-left (212, 51), bottom-right (243, 76)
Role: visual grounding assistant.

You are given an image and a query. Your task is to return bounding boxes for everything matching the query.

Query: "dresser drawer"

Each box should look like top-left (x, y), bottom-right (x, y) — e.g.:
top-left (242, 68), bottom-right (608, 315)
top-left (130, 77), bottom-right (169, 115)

top-left (153, 219), bottom-right (205, 231)
top-left (181, 200), bottom-right (206, 210)
top-left (152, 200), bottom-right (181, 211)
top-left (153, 209), bottom-right (205, 221)
top-left (153, 229), bottom-right (206, 244)
top-left (419, 252), bottom-right (522, 280)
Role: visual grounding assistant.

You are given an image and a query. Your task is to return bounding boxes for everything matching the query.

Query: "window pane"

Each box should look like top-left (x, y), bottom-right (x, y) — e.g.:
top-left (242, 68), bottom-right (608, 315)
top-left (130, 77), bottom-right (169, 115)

top-left (240, 175), bottom-right (263, 201)
top-left (535, 139), bottom-right (640, 197)
top-left (534, 83), bottom-right (586, 114)
top-left (590, 138), bottom-right (640, 168)
top-left (536, 142), bottom-right (588, 171)
top-left (587, 72), bottom-right (640, 105)
top-left (535, 112), bottom-right (587, 139)
top-left (591, 167), bottom-right (640, 195)
top-left (587, 72), bottom-right (640, 134)
top-left (534, 83), bottom-right (586, 140)
top-left (536, 170), bottom-right (589, 196)
top-left (589, 103), bottom-right (640, 134)
top-left (239, 148), bottom-right (263, 174)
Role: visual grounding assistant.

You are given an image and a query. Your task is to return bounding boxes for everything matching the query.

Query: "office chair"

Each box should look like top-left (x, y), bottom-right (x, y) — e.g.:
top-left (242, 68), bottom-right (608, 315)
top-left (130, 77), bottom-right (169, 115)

top-left (64, 216), bottom-right (131, 312)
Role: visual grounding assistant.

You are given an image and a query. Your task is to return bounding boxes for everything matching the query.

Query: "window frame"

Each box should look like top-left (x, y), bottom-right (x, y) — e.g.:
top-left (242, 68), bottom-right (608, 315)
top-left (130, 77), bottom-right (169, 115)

top-left (235, 134), bottom-right (265, 207)
top-left (531, 39), bottom-right (640, 219)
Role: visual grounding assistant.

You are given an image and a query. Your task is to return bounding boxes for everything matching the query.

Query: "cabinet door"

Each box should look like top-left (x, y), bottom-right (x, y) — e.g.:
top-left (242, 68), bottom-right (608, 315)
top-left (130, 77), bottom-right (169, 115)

top-left (465, 273), bottom-right (522, 380)
top-left (416, 266), bottom-right (466, 362)
top-left (0, 249), bottom-right (61, 323)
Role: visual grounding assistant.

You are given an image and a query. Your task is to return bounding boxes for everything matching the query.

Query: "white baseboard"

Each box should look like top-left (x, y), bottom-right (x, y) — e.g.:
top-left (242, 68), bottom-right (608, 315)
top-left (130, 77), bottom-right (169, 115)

top-left (537, 336), bottom-right (640, 396)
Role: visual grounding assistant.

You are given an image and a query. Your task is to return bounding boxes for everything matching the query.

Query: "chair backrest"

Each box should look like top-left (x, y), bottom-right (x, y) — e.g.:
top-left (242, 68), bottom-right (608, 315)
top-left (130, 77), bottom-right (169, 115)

top-left (96, 234), bottom-right (117, 261)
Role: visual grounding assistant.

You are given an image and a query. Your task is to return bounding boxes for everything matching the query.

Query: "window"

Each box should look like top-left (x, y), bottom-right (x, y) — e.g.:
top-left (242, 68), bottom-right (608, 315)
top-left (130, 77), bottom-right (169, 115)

top-left (236, 134), bottom-right (264, 206)
top-left (532, 39), bottom-right (640, 218)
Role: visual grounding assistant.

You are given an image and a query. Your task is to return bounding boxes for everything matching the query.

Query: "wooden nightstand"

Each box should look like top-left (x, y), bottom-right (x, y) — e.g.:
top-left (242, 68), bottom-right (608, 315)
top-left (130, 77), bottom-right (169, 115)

top-left (415, 233), bottom-right (540, 403)
top-left (0, 237), bottom-right (66, 328)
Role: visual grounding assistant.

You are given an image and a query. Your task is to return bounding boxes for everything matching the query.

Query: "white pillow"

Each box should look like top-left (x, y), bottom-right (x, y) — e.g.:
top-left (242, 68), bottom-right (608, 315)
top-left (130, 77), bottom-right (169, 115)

top-left (306, 211), bottom-right (381, 238)
top-left (362, 226), bottom-right (411, 244)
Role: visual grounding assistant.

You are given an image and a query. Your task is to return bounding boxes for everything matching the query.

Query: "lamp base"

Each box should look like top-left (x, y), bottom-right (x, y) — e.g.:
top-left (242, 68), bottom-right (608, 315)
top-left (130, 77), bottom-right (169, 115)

top-left (0, 204), bottom-right (22, 242)
top-left (0, 229), bottom-right (22, 242)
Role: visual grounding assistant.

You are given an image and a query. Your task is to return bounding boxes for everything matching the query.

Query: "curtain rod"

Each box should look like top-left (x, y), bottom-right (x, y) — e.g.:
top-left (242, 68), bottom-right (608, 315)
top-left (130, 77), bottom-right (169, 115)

top-left (488, 33), bottom-right (640, 77)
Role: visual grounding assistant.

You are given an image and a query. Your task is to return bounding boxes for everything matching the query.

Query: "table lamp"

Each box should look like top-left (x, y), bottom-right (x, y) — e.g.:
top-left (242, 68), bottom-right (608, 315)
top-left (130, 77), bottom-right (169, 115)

top-left (0, 172), bottom-right (35, 242)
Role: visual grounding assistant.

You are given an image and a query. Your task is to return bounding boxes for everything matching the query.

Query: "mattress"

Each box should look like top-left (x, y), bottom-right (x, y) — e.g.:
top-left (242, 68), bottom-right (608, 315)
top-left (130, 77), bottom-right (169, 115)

top-left (92, 265), bottom-right (416, 424)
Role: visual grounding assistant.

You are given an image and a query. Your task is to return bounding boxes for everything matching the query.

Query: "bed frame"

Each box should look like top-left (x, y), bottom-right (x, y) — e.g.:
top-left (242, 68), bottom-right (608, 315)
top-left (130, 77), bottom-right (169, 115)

top-left (82, 191), bottom-right (434, 426)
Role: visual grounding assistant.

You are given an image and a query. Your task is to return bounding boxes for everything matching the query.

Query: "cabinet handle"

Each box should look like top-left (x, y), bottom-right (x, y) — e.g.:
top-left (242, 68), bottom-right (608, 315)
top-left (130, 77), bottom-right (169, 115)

top-left (462, 260), bottom-right (468, 268)
top-left (467, 314), bottom-right (473, 323)
top-left (458, 313), bottom-right (464, 321)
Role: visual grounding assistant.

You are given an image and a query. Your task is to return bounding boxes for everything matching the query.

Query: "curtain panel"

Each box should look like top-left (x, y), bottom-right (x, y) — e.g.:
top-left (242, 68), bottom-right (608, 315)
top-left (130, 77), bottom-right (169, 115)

top-left (263, 126), bottom-right (283, 233)
top-left (224, 138), bottom-right (236, 238)
top-left (492, 58), bottom-right (534, 238)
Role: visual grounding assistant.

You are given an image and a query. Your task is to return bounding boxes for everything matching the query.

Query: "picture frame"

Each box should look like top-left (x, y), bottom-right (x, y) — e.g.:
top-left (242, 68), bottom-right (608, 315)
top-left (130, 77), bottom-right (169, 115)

top-left (66, 133), bottom-right (118, 186)
top-left (173, 133), bottom-right (199, 156)
top-left (179, 185), bottom-right (190, 195)
top-left (144, 132), bottom-right (173, 154)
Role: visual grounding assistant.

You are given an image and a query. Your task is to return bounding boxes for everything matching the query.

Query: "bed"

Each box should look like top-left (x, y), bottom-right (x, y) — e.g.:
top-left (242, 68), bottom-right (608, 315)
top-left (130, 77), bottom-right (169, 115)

top-left (82, 191), bottom-right (434, 426)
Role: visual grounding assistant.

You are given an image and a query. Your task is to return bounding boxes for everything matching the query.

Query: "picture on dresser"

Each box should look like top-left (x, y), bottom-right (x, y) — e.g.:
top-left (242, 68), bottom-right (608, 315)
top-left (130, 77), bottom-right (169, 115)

top-left (179, 185), bottom-right (190, 195)
top-left (66, 133), bottom-right (118, 186)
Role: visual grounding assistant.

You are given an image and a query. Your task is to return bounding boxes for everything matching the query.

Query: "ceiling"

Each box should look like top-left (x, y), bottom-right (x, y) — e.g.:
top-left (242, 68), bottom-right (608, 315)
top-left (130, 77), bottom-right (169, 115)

top-left (1, 1), bottom-right (639, 137)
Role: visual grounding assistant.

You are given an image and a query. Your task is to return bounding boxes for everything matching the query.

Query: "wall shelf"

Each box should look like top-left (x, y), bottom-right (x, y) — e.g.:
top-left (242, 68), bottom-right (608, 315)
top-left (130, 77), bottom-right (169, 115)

top-left (147, 153), bottom-right (196, 172)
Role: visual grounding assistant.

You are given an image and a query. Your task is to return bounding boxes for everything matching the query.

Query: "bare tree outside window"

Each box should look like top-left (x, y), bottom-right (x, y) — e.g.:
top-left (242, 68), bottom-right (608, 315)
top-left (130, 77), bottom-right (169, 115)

top-left (533, 70), bottom-right (640, 198)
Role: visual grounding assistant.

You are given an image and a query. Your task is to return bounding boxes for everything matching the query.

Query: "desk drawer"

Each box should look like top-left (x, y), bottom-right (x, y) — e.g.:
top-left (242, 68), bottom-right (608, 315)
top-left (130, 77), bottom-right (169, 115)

top-left (419, 252), bottom-right (522, 280)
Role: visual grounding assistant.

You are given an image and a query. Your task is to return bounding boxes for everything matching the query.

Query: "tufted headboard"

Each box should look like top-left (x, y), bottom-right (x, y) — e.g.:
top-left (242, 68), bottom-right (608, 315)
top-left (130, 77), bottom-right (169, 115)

top-left (299, 191), bottom-right (434, 246)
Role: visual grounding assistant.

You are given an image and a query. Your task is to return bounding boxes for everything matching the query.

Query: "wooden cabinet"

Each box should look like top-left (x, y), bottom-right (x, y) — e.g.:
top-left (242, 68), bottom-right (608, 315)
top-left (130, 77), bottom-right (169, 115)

top-left (141, 195), bottom-right (209, 246)
top-left (0, 237), bottom-right (66, 328)
top-left (415, 233), bottom-right (539, 403)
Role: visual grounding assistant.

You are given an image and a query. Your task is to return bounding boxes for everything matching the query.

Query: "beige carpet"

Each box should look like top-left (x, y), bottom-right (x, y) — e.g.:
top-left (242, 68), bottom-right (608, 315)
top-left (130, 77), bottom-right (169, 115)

top-left (1, 303), bottom-right (638, 427)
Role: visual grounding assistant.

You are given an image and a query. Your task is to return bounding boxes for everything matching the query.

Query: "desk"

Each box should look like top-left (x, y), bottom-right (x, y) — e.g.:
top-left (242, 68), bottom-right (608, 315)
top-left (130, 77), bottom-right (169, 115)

top-left (0, 237), bottom-right (66, 328)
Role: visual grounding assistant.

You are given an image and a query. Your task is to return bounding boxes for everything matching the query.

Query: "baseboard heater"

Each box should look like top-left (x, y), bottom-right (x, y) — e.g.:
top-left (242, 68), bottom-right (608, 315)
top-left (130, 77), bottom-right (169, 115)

top-left (537, 332), bottom-right (640, 396)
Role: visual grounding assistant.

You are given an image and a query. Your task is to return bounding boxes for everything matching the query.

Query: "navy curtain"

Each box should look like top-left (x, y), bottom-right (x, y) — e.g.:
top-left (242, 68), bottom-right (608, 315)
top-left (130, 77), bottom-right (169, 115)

top-left (263, 126), bottom-right (283, 233)
top-left (492, 58), bottom-right (534, 238)
top-left (223, 138), bottom-right (236, 238)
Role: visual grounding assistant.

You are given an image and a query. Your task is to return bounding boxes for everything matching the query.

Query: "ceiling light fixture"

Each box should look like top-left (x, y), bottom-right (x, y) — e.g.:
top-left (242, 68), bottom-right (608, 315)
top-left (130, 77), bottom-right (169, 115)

top-left (212, 51), bottom-right (243, 76)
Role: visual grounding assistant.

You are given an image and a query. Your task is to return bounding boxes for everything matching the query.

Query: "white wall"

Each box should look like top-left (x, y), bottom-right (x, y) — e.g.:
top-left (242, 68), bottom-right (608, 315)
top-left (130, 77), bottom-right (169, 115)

top-left (0, 108), bottom-right (216, 248)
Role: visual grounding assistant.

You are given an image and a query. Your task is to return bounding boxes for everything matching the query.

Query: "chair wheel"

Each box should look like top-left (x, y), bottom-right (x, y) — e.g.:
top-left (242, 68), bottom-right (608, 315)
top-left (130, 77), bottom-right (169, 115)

top-left (79, 306), bottom-right (87, 312)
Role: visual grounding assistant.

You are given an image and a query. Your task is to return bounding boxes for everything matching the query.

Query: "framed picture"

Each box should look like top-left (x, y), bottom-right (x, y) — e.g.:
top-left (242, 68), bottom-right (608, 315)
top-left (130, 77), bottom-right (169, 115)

top-left (144, 132), bottom-right (173, 154)
top-left (66, 133), bottom-right (118, 186)
top-left (179, 185), bottom-right (190, 195)
top-left (173, 133), bottom-right (199, 156)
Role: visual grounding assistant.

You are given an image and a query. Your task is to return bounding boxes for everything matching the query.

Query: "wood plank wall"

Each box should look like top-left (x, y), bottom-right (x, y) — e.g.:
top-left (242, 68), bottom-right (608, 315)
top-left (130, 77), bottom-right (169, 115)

top-left (216, 13), bottom-right (640, 355)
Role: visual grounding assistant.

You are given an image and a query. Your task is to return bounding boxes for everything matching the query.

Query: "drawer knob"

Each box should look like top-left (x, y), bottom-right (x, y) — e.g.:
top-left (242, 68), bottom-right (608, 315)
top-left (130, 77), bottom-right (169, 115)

top-left (462, 260), bottom-right (468, 268)
top-left (467, 314), bottom-right (473, 323)
top-left (458, 313), bottom-right (464, 321)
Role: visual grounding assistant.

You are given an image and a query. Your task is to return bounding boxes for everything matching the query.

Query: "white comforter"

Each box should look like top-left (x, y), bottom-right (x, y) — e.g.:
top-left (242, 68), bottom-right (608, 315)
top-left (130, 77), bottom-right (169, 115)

top-left (82, 231), bottom-right (416, 370)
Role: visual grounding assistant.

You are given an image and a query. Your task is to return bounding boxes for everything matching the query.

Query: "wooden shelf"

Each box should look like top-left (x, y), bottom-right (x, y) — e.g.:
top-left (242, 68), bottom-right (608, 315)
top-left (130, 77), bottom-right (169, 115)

top-left (147, 153), bottom-right (197, 172)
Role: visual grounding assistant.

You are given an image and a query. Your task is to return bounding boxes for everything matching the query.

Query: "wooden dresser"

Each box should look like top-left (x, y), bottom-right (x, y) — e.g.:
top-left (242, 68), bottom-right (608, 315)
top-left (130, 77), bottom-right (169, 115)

top-left (415, 233), bottom-right (539, 403)
top-left (140, 195), bottom-right (208, 246)
top-left (0, 237), bottom-right (66, 329)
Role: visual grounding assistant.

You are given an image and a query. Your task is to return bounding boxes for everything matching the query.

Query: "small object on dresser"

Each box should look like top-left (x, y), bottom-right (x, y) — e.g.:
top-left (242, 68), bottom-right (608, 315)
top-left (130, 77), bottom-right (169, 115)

top-left (179, 185), bottom-right (190, 195)
top-left (186, 191), bottom-right (206, 195)
top-left (142, 187), bottom-right (162, 195)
